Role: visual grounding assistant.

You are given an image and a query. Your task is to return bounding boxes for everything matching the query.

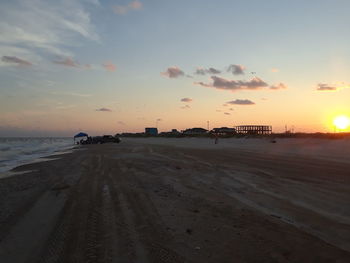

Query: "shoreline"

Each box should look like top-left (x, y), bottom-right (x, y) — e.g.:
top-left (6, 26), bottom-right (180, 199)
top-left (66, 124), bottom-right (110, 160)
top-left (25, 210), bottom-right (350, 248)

top-left (0, 145), bottom-right (79, 180)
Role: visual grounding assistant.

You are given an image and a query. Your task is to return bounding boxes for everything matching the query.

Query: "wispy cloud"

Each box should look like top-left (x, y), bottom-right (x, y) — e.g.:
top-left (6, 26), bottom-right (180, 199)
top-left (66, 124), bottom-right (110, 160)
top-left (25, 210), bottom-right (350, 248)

top-left (56, 104), bottom-right (76, 110)
top-left (103, 62), bottom-right (117, 72)
top-left (53, 57), bottom-right (79, 67)
top-left (271, 68), bottom-right (279, 73)
top-left (1, 56), bottom-right (32, 66)
top-left (181, 98), bottom-right (193, 103)
top-left (270, 83), bottom-right (287, 90)
top-left (317, 82), bottom-right (350, 91)
top-left (227, 64), bottom-right (245, 75)
top-left (69, 92), bottom-right (92, 97)
top-left (113, 0), bottom-right (142, 15)
top-left (227, 99), bottom-right (255, 105)
top-left (96, 107), bottom-right (112, 112)
top-left (224, 112), bottom-right (231, 115)
top-left (195, 76), bottom-right (268, 91)
top-left (0, 0), bottom-right (99, 64)
top-left (181, 105), bottom-right (190, 109)
top-left (161, 66), bottom-right (184, 78)
top-left (316, 83), bottom-right (338, 91)
top-left (117, 121), bottom-right (126, 125)
top-left (195, 67), bottom-right (221, 75)
top-left (51, 91), bottom-right (92, 97)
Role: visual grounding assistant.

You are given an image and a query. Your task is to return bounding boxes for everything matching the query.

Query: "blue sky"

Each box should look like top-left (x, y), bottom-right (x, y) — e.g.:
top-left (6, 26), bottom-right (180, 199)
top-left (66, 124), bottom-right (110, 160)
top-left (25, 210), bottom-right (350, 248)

top-left (1, 0), bottom-right (350, 136)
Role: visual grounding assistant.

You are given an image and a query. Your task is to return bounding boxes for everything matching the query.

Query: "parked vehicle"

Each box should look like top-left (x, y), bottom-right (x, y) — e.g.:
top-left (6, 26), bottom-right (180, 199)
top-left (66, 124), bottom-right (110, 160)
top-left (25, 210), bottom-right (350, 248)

top-left (101, 135), bottom-right (121, 143)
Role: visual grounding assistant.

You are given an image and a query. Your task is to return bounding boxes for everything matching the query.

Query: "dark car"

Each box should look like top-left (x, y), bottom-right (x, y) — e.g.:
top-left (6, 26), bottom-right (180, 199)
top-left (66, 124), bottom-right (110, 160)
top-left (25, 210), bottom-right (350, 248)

top-left (101, 135), bottom-right (121, 143)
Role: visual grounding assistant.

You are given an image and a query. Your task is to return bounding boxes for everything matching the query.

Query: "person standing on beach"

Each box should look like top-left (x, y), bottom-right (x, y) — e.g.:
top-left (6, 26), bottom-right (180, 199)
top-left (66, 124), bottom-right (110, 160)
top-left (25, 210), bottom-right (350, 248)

top-left (214, 133), bottom-right (219, 144)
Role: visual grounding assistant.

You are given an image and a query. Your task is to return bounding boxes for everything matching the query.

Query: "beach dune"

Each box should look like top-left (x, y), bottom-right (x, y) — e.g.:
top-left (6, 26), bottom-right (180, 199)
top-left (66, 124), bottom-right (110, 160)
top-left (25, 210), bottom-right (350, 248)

top-left (0, 138), bottom-right (349, 262)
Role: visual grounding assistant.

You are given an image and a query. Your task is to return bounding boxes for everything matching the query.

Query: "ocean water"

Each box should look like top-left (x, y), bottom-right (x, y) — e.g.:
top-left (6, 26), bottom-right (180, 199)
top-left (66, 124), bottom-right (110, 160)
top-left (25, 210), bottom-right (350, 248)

top-left (0, 137), bottom-right (74, 173)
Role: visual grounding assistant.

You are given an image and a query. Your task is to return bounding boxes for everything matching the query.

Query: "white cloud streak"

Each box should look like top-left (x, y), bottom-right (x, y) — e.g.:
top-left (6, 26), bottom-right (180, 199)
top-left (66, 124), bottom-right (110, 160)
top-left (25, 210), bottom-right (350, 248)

top-left (0, 0), bottom-right (99, 65)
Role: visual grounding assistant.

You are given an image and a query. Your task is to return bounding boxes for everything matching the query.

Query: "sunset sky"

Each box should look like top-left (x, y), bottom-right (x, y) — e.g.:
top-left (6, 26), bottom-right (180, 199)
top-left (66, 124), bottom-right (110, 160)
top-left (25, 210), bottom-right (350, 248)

top-left (1, 0), bottom-right (350, 136)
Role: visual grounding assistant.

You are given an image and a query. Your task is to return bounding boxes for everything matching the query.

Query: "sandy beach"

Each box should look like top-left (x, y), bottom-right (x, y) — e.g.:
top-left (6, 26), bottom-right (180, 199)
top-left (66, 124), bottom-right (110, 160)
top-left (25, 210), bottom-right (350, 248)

top-left (0, 138), bottom-right (349, 262)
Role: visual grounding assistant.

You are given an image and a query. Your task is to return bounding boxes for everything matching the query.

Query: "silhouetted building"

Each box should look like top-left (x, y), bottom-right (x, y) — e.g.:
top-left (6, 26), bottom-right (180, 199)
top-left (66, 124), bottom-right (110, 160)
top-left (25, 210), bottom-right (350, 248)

top-left (235, 125), bottom-right (272, 135)
top-left (182, 128), bottom-right (208, 135)
top-left (159, 129), bottom-right (181, 136)
top-left (145, 127), bottom-right (158, 135)
top-left (211, 127), bottom-right (236, 135)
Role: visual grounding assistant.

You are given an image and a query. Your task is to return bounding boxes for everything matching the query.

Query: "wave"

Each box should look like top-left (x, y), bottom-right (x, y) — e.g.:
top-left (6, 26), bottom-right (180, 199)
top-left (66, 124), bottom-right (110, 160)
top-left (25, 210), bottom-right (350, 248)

top-left (0, 137), bottom-right (74, 173)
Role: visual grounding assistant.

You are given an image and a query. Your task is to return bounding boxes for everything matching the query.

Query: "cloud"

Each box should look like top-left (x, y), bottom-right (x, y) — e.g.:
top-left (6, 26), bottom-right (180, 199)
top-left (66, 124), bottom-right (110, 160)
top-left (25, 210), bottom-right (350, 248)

top-left (195, 76), bottom-right (268, 91)
top-left (227, 99), bottom-right (255, 105)
top-left (270, 83), bottom-right (287, 90)
top-left (227, 64), bottom-right (245, 75)
top-left (1, 56), bottom-right (32, 66)
top-left (55, 104), bottom-right (76, 110)
top-left (50, 91), bottom-right (92, 97)
top-left (129, 0), bottom-right (142, 9)
top-left (224, 112), bottom-right (230, 115)
top-left (271, 68), bottom-right (279, 73)
top-left (229, 108), bottom-right (234, 111)
top-left (96, 107), bottom-right (112, 112)
top-left (316, 82), bottom-right (350, 91)
top-left (53, 57), bottom-right (79, 67)
top-left (316, 83), bottom-right (337, 91)
top-left (157, 118), bottom-right (162, 121)
top-left (181, 105), bottom-right (190, 109)
top-left (113, 0), bottom-right (142, 15)
top-left (181, 98), bottom-right (193, 103)
top-left (161, 66), bottom-right (184, 78)
top-left (103, 62), bottom-right (117, 72)
top-left (0, 0), bottom-right (99, 61)
top-left (117, 121), bottom-right (125, 125)
top-left (195, 67), bottom-right (221, 75)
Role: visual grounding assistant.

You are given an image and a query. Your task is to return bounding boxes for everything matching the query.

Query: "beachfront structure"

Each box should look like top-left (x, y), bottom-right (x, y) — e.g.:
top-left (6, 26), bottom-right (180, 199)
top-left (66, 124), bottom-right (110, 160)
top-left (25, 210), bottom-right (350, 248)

top-left (145, 127), bottom-right (158, 136)
top-left (235, 125), bottom-right (272, 135)
top-left (211, 127), bottom-right (236, 135)
top-left (159, 129), bottom-right (181, 136)
top-left (182, 128), bottom-right (208, 135)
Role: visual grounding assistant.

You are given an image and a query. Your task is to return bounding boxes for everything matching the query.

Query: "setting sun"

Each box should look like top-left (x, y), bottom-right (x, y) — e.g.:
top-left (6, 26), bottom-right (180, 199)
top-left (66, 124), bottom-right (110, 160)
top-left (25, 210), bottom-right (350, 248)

top-left (333, 115), bottom-right (350, 130)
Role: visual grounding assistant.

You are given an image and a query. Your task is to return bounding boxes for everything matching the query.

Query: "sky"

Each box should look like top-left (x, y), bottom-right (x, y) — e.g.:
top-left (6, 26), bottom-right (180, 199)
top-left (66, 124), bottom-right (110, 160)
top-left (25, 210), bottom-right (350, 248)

top-left (1, 0), bottom-right (350, 136)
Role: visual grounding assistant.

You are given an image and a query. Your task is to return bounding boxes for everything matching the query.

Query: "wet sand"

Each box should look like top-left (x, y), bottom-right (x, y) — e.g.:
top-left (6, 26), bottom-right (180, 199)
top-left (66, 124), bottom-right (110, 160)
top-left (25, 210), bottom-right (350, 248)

top-left (0, 139), bottom-right (349, 262)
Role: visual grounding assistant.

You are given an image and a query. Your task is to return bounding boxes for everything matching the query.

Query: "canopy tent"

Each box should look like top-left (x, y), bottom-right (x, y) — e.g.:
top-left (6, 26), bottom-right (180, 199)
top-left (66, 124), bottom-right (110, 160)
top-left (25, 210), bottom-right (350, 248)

top-left (74, 132), bottom-right (88, 138)
top-left (73, 132), bottom-right (88, 144)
